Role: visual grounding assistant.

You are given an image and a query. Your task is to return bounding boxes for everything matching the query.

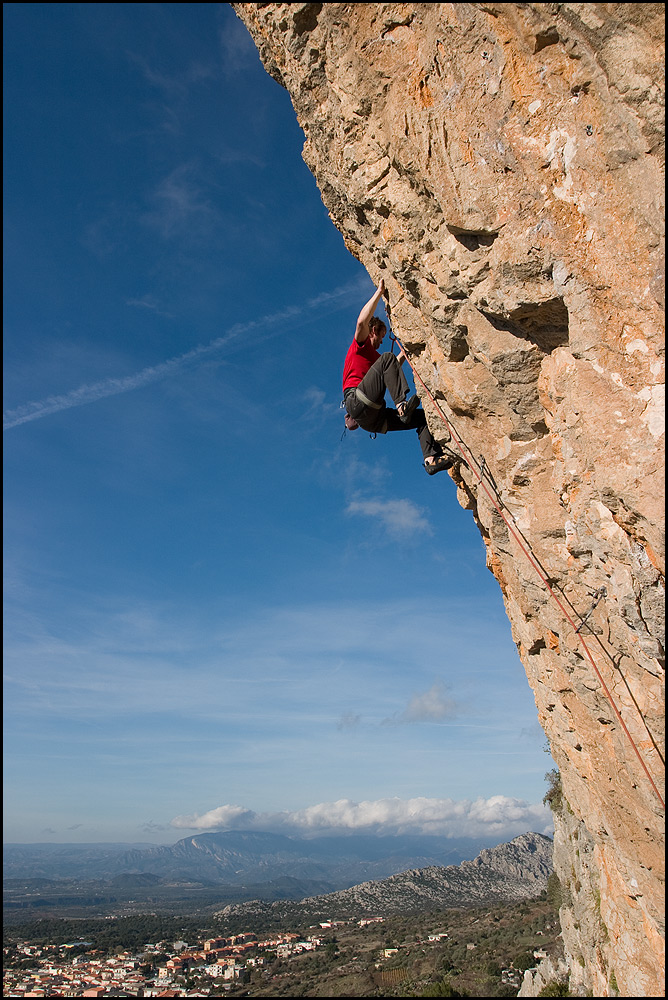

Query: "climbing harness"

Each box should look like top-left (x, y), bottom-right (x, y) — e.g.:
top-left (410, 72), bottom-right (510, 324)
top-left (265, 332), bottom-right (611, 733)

top-left (354, 386), bottom-right (383, 410)
top-left (341, 382), bottom-right (388, 440)
top-left (385, 304), bottom-right (664, 811)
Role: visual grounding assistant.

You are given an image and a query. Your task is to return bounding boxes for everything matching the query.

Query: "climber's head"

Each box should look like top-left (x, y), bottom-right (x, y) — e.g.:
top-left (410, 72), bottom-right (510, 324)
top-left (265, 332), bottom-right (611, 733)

top-left (368, 316), bottom-right (386, 349)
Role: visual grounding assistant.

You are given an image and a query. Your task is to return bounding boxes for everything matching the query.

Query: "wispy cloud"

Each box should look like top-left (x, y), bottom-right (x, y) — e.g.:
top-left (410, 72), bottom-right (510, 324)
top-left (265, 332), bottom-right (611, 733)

top-left (141, 821), bottom-right (171, 835)
top-left (130, 52), bottom-right (216, 98)
top-left (3, 279), bottom-right (366, 431)
top-left (171, 794), bottom-right (553, 839)
top-left (346, 497), bottom-right (433, 537)
top-left (3, 589), bottom-right (510, 724)
top-left (216, 147), bottom-right (265, 169)
top-left (302, 386), bottom-right (341, 423)
top-left (383, 681), bottom-right (458, 725)
top-left (337, 711), bottom-right (362, 732)
top-left (218, 12), bottom-right (262, 78)
top-left (126, 51), bottom-right (217, 138)
top-left (142, 162), bottom-right (219, 239)
top-left (125, 295), bottom-right (173, 317)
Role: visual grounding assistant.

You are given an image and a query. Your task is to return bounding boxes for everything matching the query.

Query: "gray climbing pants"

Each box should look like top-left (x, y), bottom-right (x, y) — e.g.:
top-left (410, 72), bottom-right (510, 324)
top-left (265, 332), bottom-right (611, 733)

top-left (344, 352), bottom-right (442, 461)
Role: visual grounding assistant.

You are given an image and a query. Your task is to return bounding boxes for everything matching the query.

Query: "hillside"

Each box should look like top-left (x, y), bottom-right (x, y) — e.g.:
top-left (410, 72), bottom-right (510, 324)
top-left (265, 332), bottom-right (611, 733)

top-left (217, 832), bottom-right (553, 924)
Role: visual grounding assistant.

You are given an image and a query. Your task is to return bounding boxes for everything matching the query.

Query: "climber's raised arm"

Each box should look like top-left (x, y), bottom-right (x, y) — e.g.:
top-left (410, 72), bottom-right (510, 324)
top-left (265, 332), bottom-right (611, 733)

top-left (355, 279), bottom-right (386, 343)
top-left (341, 279), bottom-right (453, 476)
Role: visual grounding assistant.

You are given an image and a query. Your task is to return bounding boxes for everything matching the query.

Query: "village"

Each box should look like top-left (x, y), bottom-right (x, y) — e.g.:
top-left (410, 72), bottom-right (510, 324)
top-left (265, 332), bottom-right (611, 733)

top-left (4, 926), bottom-right (326, 996)
top-left (4, 919), bottom-right (355, 997)
top-left (2, 907), bottom-right (546, 998)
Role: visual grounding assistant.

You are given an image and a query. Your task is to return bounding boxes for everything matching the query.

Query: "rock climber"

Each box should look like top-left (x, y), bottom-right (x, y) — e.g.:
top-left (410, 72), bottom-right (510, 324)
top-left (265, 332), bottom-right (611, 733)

top-left (342, 279), bottom-right (453, 475)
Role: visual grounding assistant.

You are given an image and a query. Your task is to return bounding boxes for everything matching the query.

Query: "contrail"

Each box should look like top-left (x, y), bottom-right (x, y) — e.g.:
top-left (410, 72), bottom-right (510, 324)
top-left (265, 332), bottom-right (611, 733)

top-left (4, 278), bottom-right (367, 431)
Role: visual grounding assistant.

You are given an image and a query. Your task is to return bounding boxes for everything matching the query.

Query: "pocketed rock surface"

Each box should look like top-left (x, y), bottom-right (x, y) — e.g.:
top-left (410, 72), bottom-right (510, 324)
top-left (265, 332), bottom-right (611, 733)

top-left (232, 4), bottom-right (665, 995)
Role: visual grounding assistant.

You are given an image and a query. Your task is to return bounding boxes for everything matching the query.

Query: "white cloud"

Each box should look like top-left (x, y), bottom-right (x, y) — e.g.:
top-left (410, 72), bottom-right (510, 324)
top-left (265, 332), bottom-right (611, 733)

top-left (324, 452), bottom-right (390, 497)
top-left (346, 497), bottom-right (433, 537)
top-left (171, 794), bottom-right (553, 839)
top-left (384, 681), bottom-right (458, 725)
top-left (173, 804), bottom-right (257, 830)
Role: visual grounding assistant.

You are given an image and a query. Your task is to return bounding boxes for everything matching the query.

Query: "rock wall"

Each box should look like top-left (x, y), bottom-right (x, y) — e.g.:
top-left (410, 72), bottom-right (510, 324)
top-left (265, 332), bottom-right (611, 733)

top-left (231, 4), bottom-right (665, 995)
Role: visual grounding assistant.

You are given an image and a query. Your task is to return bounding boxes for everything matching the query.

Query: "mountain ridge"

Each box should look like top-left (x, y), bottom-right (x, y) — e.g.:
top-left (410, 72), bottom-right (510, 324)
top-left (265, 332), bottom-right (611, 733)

top-left (216, 832), bottom-right (554, 922)
top-left (3, 830), bottom-right (502, 887)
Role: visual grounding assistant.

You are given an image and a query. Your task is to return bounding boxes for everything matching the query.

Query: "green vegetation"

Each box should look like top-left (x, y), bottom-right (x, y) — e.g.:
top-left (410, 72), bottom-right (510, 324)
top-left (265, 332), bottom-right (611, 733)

top-left (421, 978), bottom-right (468, 996)
top-left (538, 979), bottom-right (571, 996)
top-left (238, 897), bottom-right (560, 997)
top-left (3, 913), bottom-right (209, 952)
top-left (546, 872), bottom-right (563, 912)
top-left (543, 769), bottom-right (563, 813)
top-left (4, 895), bottom-right (564, 997)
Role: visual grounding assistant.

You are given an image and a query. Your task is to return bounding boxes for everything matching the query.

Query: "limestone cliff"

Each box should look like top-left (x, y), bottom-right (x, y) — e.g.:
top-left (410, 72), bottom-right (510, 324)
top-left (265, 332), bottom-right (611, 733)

top-left (231, 4), bottom-right (665, 995)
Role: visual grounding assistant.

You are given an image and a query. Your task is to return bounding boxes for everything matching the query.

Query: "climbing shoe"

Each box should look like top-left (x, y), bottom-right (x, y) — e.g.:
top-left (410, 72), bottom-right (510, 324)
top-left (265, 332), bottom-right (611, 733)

top-left (398, 394), bottom-right (421, 424)
top-left (424, 454), bottom-right (454, 475)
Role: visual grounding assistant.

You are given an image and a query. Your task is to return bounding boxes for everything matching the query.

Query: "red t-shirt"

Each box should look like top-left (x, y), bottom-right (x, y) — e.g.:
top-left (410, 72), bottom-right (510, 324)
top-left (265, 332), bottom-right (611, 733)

top-left (342, 338), bottom-right (380, 392)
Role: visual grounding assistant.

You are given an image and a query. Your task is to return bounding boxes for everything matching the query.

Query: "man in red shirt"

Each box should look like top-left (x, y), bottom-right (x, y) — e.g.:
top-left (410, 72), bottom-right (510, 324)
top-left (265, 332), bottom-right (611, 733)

top-left (342, 280), bottom-right (453, 475)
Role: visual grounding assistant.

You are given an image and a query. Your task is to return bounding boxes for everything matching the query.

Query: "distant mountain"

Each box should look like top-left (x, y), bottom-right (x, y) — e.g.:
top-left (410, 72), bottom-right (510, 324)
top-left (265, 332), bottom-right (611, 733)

top-left (3, 833), bottom-right (553, 924)
top-left (3, 831), bottom-right (496, 890)
top-left (216, 832), bottom-right (554, 921)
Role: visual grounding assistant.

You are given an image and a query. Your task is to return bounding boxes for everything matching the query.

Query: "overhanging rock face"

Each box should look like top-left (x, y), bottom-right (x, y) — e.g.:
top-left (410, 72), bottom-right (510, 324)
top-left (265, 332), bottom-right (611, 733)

top-left (231, 4), bottom-right (665, 994)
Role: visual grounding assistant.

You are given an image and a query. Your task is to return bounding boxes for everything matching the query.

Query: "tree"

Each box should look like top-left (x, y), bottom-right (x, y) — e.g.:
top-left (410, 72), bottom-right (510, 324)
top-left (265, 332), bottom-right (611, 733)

top-left (538, 979), bottom-right (571, 996)
top-left (543, 770), bottom-right (563, 812)
top-left (421, 978), bottom-right (468, 996)
top-left (546, 872), bottom-right (563, 911)
top-left (514, 950), bottom-right (537, 972)
top-left (325, 941), bottom-right (339, 960)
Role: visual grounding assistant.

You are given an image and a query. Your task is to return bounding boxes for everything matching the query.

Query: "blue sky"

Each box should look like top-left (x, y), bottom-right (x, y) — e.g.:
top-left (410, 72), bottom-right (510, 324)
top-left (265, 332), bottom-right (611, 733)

top-left (3, 3), bottom-right (552, 846)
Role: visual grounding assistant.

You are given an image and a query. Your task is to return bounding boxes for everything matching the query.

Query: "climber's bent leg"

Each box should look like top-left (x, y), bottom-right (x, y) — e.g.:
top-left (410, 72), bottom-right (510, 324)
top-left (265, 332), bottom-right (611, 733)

top-left (355, 352), bottom-right (410, 408)
top-left (384, 406), bottom-right (443, 461)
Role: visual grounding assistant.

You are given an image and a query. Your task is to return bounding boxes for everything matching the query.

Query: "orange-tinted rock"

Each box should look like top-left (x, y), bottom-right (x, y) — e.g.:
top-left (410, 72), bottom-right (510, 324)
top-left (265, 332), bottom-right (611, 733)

top-left (232, 4), bottom-right (665, 994)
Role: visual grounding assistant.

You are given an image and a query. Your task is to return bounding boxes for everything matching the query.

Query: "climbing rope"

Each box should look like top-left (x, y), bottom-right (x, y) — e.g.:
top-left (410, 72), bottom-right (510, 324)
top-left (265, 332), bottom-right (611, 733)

top-left (387, 315), bottom-right (665, 811)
